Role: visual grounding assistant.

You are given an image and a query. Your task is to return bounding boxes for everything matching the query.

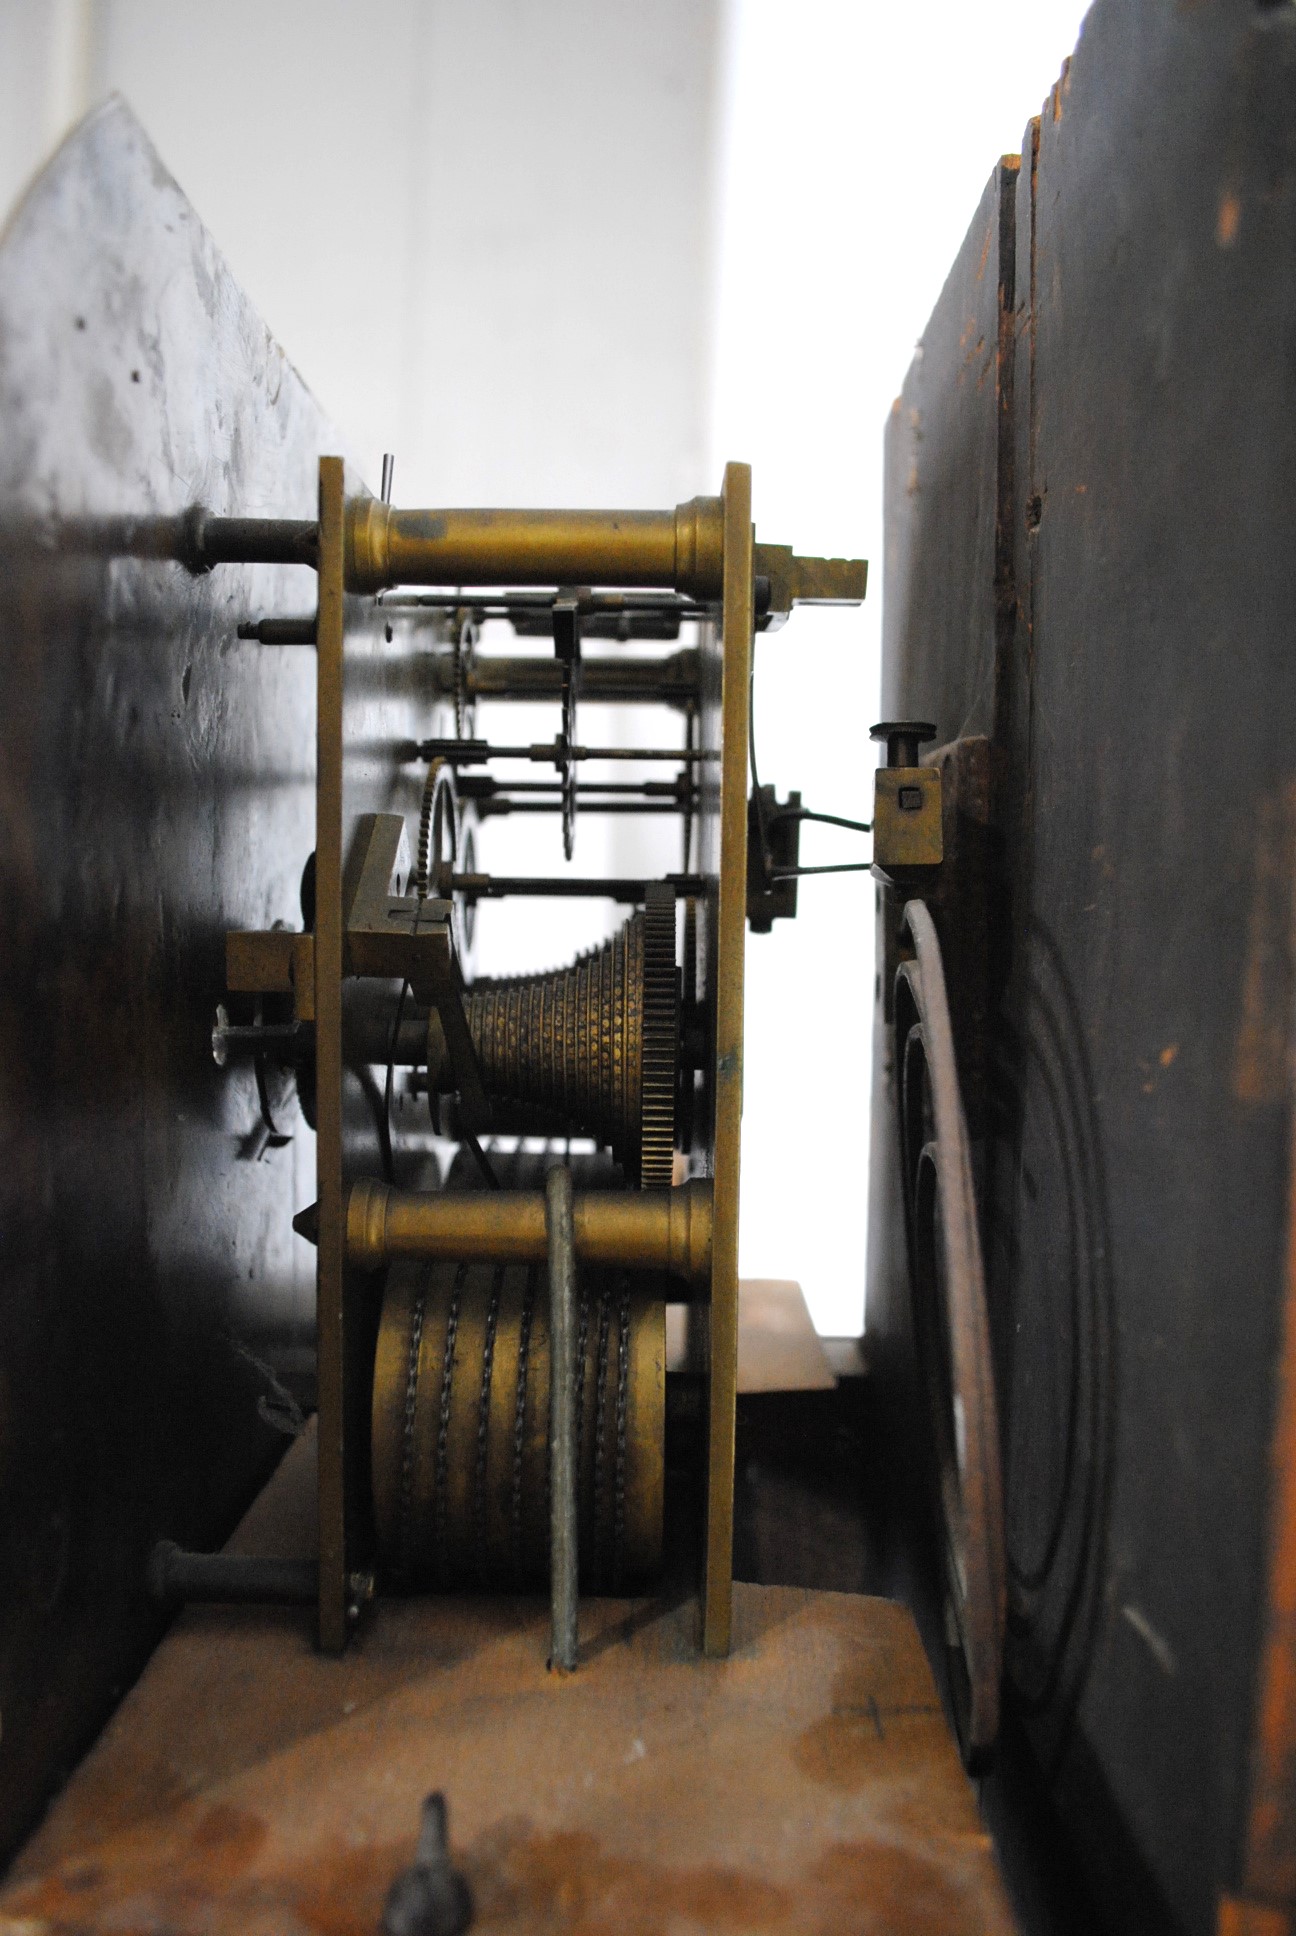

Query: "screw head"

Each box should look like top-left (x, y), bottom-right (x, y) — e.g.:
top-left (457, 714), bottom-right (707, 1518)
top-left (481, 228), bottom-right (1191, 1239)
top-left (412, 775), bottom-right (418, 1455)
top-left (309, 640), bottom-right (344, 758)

top-left (869, 720), bottom-right (937, 768)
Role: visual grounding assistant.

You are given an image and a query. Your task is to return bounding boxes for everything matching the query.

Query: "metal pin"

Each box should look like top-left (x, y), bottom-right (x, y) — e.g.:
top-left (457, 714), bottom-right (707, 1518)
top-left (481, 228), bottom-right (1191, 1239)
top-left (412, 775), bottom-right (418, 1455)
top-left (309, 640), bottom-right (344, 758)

top-left (146, 1540), bottom-right (317, 1606)
top-left (546, 1164), bottom-right (578, 1672)
top-left (381, 452), bottom-right (396, 505)
top-left (381, 1792), bottom-right (472, 1936)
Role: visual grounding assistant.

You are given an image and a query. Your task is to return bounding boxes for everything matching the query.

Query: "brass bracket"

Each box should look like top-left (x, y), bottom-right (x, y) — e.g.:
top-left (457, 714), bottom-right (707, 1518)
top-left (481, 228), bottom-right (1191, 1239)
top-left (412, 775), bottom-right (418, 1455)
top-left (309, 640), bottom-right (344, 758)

top-left (746, 785), bottom-right (801, 930)
top-left (869, 721), bottom-right (943, 881)
top-left (343, 812), bottom-right (489, 1132)
top-left (753, 542), bottom-right (868, 631)
top-left (871, 767), bottom-right (943, 876)
top-left (225, 928), bottom-right (316, 1022)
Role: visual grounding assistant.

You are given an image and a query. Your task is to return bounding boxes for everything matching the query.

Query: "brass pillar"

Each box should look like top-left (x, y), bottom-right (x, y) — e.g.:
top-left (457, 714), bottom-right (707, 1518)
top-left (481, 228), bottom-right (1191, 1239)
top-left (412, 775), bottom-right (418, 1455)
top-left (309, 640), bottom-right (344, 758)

top-left (344, 497), bottom-right (725, 599)
top-left (346, 1178), bottom-right (713, 1289)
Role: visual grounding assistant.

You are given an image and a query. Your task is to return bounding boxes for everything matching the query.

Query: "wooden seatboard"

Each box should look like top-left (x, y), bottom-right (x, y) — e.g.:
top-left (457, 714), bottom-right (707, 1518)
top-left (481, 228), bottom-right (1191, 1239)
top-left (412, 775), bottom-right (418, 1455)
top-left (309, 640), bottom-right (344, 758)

top-left (2, 1437), bottom-right (1015, 1936)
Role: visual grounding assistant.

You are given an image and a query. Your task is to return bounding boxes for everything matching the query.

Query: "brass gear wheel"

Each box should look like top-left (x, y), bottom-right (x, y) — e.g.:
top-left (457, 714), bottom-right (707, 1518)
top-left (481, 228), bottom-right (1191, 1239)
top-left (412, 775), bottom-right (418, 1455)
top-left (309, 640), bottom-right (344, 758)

top-left (464, 887), bottom-right (679, 1185)
top-left (639, 882), bottom-right (679, 1188)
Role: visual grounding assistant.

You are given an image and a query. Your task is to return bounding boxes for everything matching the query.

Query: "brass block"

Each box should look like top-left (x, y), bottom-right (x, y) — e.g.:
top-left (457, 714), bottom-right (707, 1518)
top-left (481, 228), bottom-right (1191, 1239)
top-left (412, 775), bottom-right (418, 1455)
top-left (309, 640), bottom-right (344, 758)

top-left (371, 1259), bottom-right (664, 1590)
top-left (225, 929), bottom-right (315, 1022)
top-left (753, 542), bottom-right (868, 621)
top-left (872, 767), bottom-right (943, 872)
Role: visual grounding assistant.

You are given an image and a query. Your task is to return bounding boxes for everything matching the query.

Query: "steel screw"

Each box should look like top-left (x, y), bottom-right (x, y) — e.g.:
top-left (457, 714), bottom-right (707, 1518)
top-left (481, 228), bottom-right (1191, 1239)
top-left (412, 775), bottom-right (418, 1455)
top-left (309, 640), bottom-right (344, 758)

top-left (382, 1793), bottom-right (473, 1936)
top-left (870, 720), bottom-right (937, 768)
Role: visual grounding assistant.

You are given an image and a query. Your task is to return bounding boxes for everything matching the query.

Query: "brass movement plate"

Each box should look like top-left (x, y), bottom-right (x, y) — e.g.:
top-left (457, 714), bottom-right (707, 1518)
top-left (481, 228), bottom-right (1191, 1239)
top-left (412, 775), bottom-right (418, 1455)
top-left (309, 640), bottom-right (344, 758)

top-left (314, 455), bottom-right (348, 1652)
top-left (318, 460), bottom-right (754, 1654)
top-left (702, 461), bottom-right (754, 1657)
top-left (313, 460), bottom-right (430, 1652)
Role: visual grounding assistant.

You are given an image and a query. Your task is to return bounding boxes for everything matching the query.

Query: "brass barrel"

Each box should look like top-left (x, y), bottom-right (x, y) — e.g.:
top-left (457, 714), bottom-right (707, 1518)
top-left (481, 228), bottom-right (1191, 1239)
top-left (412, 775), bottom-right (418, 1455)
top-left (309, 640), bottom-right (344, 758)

top-left (345, 497), bottom-right (724, 599)
top-left (371, 1258), bottom-right (664, 1590)
top-left (347, 1178), bottom-right (713, 1288)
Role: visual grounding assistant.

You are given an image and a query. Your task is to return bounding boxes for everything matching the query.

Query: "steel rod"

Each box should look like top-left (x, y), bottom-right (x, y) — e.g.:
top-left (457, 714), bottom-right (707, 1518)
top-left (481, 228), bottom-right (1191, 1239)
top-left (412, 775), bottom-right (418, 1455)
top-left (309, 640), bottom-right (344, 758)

top-left (237, 617), bottom-right (318, 645)
top-left (184, 514), bottom-right (319, 571)
top-left (450, 872), bottom-right (705, 902)
top-left (772, 862), bottom-right (874, 877)
top-left (418, 738), bottom-right (714, 766)
top-left (546, 1166), bottom-right (579, 1673)
top-left (472, 801), bottom-right (684, 818)
top-left (458, 778), bottom-right (689, 798)
top-left (211, 1019), bottom-right (313, 1065)
top-left (147, 1541), bottom-right (317, 1606)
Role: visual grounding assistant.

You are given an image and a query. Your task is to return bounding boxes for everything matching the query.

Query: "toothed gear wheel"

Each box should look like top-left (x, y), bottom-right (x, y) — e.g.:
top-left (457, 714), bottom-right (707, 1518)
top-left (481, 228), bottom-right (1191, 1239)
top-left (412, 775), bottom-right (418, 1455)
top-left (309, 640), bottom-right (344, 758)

top-left (676, 894), bottom-right (698, 1154)
top-left (452, 615), bottom-right (478, 741)
top-left (639, 882), bottom-right (679, 1189)
top-left (415, 759), bottom-right (458, 901)
top-left (465, 886), bottom-right (679, 1185)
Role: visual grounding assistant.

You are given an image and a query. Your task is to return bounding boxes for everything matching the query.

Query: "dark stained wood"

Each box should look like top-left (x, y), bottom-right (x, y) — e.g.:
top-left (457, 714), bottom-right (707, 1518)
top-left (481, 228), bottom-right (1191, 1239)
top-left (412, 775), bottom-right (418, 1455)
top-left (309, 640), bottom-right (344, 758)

top-left (1007, 12), bottom-right (1296, 1931)
top-left (0, 100), bottom-right (336, 1860)
top-left (872, 4), bottom-right (1296, 1931)
top-left (1237, 1121), bottom-right (1296, 1916)
top-left (880, 158), bottom-right (1018, 745)
top-left (1, 1430), bottom-right (1016, 1936)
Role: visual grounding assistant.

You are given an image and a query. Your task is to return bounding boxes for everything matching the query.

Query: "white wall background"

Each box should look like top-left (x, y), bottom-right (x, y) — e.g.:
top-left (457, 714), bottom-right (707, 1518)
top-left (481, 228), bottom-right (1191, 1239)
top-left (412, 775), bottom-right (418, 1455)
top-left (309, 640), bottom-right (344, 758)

top-left (0, 0), bottom-right (724, 510)
top-left (0, 0), bottom-right (1091, 1333)
top-left (711, 1), bottom-right (1092, 1331)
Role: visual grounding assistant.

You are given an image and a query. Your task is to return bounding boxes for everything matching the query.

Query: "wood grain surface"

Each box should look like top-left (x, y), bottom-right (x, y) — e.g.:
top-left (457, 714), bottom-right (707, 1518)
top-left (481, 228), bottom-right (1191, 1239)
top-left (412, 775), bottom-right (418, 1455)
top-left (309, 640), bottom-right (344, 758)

top-left (2, 1434), bottom-right (1015, 1936)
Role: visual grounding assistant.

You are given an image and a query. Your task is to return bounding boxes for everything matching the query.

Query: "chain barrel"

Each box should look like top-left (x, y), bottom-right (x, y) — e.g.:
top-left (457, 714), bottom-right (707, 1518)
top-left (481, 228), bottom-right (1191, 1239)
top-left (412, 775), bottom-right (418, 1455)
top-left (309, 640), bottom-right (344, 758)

top-left (371, 1259), bottom-right (664, 1592)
